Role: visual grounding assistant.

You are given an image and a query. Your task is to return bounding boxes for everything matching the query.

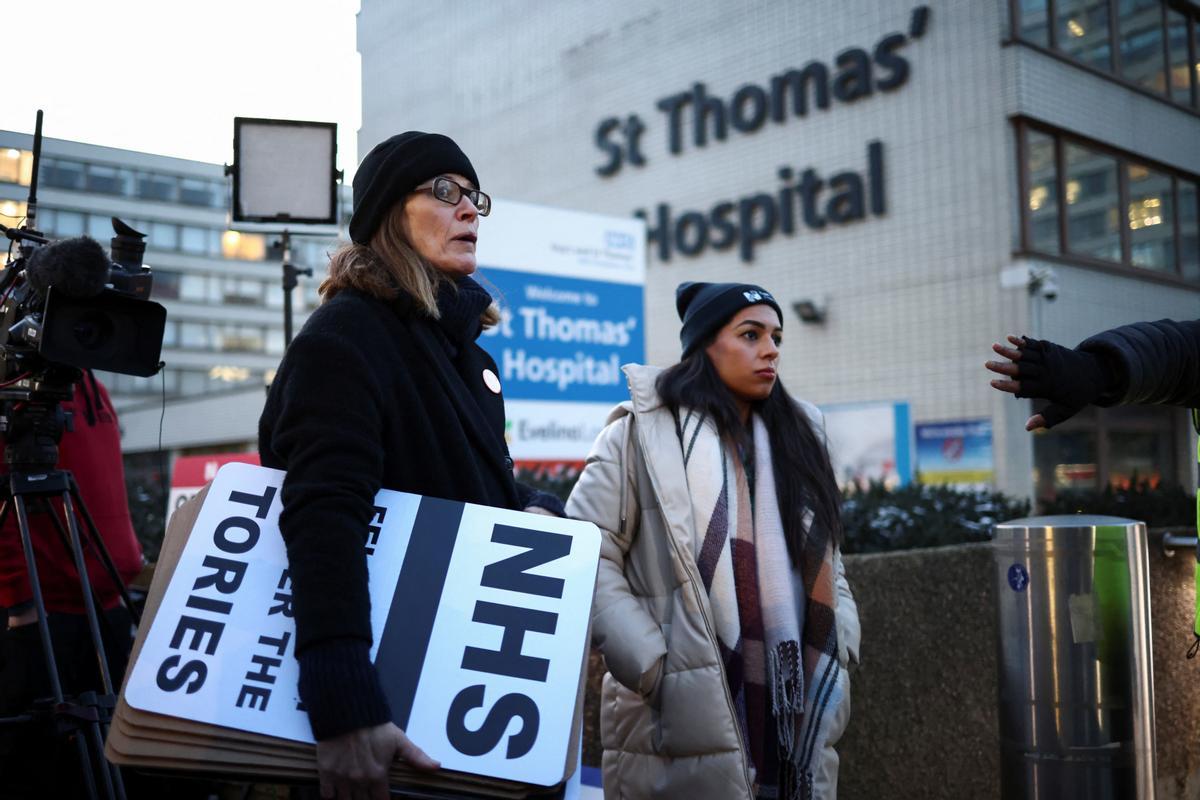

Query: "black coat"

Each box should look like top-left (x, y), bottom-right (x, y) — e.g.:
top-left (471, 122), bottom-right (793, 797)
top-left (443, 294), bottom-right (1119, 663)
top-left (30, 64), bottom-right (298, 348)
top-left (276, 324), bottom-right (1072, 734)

top-left (258, 283), bottom-right (555, 737)
top-left (1081, 319), bottom-right (1200, 408)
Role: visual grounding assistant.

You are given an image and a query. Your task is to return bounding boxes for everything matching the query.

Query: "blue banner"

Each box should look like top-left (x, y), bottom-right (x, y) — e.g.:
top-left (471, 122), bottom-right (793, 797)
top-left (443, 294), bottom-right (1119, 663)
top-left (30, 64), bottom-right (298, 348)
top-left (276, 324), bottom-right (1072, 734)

top-left (478, 267), bottom-right (645, 404)
top-left (915, 419), bottom-right (994, 486)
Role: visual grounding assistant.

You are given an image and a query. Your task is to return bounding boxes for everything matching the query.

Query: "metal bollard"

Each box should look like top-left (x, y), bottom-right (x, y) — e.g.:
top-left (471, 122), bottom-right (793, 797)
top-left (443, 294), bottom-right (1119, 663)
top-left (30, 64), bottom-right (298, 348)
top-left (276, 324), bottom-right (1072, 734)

top-left (993, 515), bottom-right (1155, 800)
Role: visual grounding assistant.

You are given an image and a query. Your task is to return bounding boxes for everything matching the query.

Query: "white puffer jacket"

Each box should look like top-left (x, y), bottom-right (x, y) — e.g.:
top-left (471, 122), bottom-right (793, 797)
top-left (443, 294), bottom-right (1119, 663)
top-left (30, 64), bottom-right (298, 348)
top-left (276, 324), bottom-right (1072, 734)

top-left (567, 365), bottom-right (860, 800)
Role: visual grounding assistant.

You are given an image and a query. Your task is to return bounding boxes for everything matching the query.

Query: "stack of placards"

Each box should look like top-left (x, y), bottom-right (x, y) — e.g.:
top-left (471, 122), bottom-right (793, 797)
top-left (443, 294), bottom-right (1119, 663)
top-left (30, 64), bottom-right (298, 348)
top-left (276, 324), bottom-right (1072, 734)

top-left (107, 463), bottom-right (600, 797)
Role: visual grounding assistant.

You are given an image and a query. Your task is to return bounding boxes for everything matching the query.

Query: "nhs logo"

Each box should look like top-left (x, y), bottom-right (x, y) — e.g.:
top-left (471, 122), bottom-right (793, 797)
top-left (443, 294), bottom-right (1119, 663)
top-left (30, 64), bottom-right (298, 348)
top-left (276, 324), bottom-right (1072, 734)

top-left (604, 230), bottom-right (635, 251)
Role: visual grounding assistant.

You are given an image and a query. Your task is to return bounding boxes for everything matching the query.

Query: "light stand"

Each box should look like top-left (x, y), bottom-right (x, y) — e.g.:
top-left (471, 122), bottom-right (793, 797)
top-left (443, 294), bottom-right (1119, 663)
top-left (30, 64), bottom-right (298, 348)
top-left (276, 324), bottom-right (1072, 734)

top-left (227, 117), bottom-right (340, 351)
top-left (277, 230), bottom-right (313, 347)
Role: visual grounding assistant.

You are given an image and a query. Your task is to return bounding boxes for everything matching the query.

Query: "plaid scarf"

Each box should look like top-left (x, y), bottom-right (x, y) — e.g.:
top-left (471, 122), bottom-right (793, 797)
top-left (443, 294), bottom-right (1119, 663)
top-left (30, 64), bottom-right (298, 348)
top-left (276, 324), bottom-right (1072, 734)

top-left (681, 409), bottom-right (844, 800)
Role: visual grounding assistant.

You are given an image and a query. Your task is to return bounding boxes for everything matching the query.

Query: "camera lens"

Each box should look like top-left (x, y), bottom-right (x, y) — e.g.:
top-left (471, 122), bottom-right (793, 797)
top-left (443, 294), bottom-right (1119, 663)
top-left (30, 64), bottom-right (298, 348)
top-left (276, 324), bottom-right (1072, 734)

top-left (72, 312), bottom-right (115, 351)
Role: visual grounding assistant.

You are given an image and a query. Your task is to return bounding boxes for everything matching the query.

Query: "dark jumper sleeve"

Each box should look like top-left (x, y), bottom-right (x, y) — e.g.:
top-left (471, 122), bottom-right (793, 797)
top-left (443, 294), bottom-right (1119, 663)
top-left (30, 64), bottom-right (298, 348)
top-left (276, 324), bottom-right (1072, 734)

top-left (1081, 319), bottom-right (1200, 409)
top-left (516, 483), bottom-right (567, 516)
top-left (262, 328), bottom-right (392, 739)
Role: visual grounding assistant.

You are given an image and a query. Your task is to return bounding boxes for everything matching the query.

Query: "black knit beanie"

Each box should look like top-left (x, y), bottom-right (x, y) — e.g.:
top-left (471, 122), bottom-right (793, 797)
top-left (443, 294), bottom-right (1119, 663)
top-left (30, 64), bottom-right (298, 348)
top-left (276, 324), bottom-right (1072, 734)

top-left (676, 281), bottom-right (783, 357)
top-left (349, 131), bottom-right (480, 245)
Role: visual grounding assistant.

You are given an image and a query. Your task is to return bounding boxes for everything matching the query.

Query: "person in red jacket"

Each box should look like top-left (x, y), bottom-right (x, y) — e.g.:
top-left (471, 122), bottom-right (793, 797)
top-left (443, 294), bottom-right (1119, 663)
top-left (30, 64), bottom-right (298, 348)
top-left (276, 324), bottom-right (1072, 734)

top-left (0, 369), bottom-right (144, 799)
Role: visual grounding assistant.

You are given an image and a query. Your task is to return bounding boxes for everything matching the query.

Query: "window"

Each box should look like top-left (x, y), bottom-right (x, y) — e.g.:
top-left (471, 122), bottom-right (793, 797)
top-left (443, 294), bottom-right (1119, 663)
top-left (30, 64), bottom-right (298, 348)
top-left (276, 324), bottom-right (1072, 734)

top-left (54, 210), bottom-right (84, 236)
top-left (1181, 181), bottom-right (1199, 280)
top-left (161, 320), bottom-right (178, 347)
top-left (1033, 405), bottom-right (1182, 503)
top-left (0, 149), bottom-right (33, 186)
top-left (85, 164), bottom-right (131, 196)
top-left (1026, 131), bottom-right (1060, 253)
top-left (1056, 0), bottom-right (1112, 70)
top-left (0, 200), bottom-right (26, 228)
top-left (136, 172), bottom-right (175, 202)
top-left (179, 274), bottom-right (207, 302)
top-left (1034, 428), bottom-right (1098, 497)
top-left (299, 239), bottom-right (330, 268)
top-left (1195, 18), bottom-right (1200, 108)
top-left (41, 158), bottom-right (84, 190)
top-left (218, 276), bottom-right (264, 306)
top-left (1017, 122), bottom-right (1200, 283)
top-left (153, 270), bottom-right (182, 301)
top-left (216, 325), bottom-right (264, 353)
top-left (1126, 164), bottom-right (1174, 271)
top-left (1064, 143), bottom-right (1121, 261)
top-left (180, 322), bottom-right (208, 349)
top-left (1117, 0), bottom-right (1166, 92)
top-left (1019, 0), bottom-right (1052, 46)
top-left (121, 374), bottom-right (159, 395)
top-left (180, 226), bottom-right (209, 255)
top-left (220, 230), bottom-right (267, 261)
top-left (1167, 9), bottom-right (1194, 104)
top-left (148, 221), bottom-right (178, 251)
top-left (304, 282), bottom-right (321, 310)
top-left (1014, 0), bottom-right (1200, 108)
top-left (87, 214), bottom-right (112, 241)
top-left (99, 368), bottom-right (178, 400)
top-left (179, 177), bottom-right (216, 207)
top-left (209, 365), bottom-right (255, 386)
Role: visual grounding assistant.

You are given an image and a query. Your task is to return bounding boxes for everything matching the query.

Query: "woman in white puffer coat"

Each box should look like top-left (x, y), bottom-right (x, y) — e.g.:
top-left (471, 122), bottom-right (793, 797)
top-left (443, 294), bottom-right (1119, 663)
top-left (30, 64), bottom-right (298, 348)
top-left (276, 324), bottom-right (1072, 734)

top-left (568, 282), bottom-right (860, 800)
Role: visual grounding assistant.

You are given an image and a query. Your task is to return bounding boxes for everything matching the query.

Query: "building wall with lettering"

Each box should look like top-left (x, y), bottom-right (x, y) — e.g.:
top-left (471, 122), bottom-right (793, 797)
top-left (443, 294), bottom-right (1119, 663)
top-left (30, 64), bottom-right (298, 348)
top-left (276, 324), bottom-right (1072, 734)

top-left (358, 0), bottom-right (1200, 498)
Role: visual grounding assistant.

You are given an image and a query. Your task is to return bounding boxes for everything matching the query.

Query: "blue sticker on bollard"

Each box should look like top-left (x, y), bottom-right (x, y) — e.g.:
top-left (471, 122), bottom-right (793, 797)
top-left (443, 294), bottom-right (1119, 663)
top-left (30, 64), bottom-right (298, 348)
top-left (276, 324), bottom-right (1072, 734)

top-left (1007, 563), bottom-right (1029, 592)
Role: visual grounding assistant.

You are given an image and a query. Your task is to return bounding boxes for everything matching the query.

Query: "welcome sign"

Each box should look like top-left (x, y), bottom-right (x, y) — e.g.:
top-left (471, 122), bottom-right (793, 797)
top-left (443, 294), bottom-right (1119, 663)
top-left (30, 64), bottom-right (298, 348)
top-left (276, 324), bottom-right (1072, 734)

top-left (124, 463), bottom-right (601, 786)
top-left (475, 199), bottom-right (645, 462)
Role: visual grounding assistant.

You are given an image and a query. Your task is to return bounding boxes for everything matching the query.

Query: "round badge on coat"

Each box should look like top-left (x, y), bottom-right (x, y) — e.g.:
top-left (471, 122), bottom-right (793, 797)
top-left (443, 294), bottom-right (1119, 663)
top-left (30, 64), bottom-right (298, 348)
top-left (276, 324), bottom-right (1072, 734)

top-left (482, 368), bottom-right (502, 394)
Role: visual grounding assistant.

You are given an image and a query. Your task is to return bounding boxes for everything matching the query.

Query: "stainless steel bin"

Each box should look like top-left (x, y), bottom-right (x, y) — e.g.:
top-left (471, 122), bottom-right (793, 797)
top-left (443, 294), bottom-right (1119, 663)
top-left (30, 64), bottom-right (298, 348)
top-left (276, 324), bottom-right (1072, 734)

top-left (993, 515), bottom-right (1155, 800)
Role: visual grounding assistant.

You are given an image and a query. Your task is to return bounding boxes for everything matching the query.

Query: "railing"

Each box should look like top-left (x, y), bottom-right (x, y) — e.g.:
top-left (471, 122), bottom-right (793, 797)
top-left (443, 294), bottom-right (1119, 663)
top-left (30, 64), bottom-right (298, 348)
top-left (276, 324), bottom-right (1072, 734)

top-left (1160, 531), bottom-right (1198, 557)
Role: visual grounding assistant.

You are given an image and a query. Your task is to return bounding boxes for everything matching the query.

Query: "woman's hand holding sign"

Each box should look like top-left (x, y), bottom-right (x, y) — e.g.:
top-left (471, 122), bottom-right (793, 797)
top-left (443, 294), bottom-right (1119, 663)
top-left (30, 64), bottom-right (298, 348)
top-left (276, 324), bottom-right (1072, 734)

top-left (317, 721), bottom-right (438, 800)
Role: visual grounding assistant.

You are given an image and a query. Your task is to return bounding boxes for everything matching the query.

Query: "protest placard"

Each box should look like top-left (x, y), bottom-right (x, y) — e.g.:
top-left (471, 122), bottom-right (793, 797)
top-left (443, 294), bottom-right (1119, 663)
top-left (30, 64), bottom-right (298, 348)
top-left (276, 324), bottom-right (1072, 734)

top-left (112, 462), bottom-right (599, 793)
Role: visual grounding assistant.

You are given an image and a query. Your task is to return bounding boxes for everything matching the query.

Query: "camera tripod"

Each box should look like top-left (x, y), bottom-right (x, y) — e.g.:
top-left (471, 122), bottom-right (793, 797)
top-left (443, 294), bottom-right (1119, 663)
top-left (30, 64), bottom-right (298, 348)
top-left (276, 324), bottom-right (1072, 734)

top-left (0, 395), bottom-right (140, 800)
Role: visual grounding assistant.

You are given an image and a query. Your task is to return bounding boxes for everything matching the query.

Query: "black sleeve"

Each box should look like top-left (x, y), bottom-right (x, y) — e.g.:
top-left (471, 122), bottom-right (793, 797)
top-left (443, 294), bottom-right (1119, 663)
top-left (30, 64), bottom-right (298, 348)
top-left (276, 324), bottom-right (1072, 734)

top-left (268, 329), bottom-right (384, 651)
top-left (1080, 319), bottom-right (1200, 409)
top-left (297, 638), bottom-right (391, 740)
top-left (516, 483), bottom-right (567, 517)
top-left (261, 324), bottom-right (393, 738)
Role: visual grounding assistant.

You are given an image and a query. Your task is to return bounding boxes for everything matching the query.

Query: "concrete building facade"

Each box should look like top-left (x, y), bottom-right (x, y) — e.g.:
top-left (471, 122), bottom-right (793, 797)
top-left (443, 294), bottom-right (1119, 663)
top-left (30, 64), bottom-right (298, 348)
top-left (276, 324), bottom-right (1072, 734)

top-left (357, 0), bottom-right (1200, 500)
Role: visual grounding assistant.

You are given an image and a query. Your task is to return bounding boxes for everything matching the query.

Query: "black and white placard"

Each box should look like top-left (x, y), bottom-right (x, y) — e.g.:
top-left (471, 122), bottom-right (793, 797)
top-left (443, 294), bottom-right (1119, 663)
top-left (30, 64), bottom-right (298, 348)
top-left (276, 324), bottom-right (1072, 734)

top-left (124, 463), bottom-right (600, 786)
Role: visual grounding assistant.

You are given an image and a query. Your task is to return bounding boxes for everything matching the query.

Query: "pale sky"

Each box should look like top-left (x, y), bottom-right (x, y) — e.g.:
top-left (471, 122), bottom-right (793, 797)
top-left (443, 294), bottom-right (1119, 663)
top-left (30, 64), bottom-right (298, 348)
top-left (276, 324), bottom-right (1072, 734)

top-left (2, 0), bottom-right (362, 174)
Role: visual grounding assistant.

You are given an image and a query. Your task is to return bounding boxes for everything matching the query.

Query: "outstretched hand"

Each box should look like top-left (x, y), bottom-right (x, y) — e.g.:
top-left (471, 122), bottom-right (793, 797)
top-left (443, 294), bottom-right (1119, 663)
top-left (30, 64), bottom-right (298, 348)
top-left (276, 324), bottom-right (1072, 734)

top-left (986, 334), bottom-right (1108, 431)
top-left (986, 336), bottom-right (1049, 431)
top-left (316, 721), bottom-right (439, 800)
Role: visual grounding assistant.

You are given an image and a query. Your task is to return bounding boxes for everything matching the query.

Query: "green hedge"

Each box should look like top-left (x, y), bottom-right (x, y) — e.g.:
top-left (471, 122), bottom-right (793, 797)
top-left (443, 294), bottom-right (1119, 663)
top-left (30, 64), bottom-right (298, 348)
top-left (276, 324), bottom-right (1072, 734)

top-left (515, 464), bottom-right (581, 505)
top-left (840, 481), bottom-right (1031, 555)
top-left (1038, 477), bottom-right (1194, 528)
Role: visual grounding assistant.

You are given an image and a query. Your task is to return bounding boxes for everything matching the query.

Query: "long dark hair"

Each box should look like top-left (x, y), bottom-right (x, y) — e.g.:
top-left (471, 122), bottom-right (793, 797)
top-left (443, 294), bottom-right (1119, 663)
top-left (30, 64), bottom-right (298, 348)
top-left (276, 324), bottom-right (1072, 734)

top-left (656, 350), bottom-right (842, 565)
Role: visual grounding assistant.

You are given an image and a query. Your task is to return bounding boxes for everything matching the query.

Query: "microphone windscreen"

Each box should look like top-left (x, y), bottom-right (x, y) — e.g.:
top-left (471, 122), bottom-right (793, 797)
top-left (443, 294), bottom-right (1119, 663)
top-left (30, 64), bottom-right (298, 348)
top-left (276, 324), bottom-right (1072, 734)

top-left (25, 236), bottom-right (111, 298)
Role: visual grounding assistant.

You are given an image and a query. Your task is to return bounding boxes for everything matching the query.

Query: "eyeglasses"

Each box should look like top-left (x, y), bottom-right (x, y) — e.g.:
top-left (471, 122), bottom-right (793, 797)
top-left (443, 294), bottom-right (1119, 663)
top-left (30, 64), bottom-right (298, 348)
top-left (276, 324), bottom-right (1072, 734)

top-left (412, 176), bottom-right (492, 216)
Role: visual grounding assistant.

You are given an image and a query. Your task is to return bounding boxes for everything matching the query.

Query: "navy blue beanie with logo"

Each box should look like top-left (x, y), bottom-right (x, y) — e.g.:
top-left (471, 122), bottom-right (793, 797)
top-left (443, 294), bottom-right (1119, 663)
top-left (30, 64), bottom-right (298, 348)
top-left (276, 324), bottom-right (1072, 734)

top-left (676, 281), bottom-right (783, 357)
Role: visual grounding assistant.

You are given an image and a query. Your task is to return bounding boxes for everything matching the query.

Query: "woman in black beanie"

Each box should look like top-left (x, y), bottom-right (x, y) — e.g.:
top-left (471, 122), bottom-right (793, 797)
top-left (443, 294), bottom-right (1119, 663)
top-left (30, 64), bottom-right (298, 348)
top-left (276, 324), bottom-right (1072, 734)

top-left (567, 282), bottom-right (860, 800)
top-left (258, 132), bottom-right (563, 799)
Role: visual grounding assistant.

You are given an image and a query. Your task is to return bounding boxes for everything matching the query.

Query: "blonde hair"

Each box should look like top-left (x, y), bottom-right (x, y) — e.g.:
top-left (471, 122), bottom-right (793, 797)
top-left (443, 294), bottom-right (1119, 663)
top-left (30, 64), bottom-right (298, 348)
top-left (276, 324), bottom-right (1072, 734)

top-left (321, 204), bottom-right (500, 328)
